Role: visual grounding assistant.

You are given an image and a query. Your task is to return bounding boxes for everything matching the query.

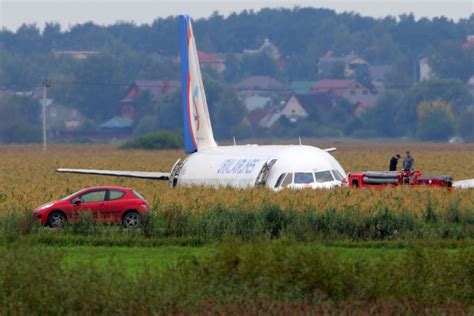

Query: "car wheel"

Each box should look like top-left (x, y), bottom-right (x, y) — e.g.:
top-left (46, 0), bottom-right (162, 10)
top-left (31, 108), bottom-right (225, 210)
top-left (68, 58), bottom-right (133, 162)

top-left (122, 211), bottom-right (140, 228)
top-left (47, 211), bottom-right (67, 228)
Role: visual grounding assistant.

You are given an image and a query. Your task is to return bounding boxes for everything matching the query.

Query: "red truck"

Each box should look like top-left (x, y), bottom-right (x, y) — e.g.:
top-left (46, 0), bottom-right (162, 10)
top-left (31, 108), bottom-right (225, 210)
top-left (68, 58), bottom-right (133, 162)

top-left (346, 171), bottom-right (453, 189)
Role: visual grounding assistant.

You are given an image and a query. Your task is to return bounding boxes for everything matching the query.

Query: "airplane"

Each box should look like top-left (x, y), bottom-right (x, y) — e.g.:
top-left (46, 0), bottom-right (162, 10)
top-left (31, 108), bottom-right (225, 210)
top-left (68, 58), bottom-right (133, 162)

top-left (57, 15), bottom-right (347, 191)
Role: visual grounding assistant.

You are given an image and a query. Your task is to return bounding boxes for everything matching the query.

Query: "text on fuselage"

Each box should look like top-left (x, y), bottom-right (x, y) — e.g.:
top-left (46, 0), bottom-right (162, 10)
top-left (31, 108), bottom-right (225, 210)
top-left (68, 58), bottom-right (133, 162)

top-left (217, 159), bottom-right (260, 174)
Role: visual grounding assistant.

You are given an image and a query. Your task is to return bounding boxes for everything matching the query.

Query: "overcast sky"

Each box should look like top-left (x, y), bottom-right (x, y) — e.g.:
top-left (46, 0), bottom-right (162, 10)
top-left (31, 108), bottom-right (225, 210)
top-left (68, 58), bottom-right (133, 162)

top-left (0, 0), bottom-right (472, 31)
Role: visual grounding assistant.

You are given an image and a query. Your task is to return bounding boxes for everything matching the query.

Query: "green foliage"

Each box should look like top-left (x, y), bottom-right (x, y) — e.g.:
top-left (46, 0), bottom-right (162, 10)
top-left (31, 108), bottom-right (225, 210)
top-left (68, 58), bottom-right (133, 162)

top-left (2, 199), bottom-right (473, 244)
top-left (430, 41), bottom-right (474, 81)
top-left (0, 240), bottom-right (472, 313)
top-left (0, 9), bottom-right (473, 140)
top-left (120, 131), bottom-right (183, 150)
top-left (328, 61), bottom-right (345, 79)
top-left (416, 108), bottom-right (455, 141)
top-left (52, 54), bottom-right (127, 121)
top-left (203, 76), bottom-right (246, 139)
top-left (0, 95), bottom-right (41, 143)
top-left (458, 110), bottom-right (474, 141)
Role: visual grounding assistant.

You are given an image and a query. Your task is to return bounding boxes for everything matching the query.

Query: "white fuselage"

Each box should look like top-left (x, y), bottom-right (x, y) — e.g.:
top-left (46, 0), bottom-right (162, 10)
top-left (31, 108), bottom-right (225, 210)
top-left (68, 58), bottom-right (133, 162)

top-left (176, 145), bottom-right (346, 190)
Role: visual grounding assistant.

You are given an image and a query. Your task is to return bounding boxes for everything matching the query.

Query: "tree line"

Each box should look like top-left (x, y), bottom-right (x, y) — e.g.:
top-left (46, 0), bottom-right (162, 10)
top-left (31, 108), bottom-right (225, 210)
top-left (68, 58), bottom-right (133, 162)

top-left (0, 8), bottom-right (473, 143)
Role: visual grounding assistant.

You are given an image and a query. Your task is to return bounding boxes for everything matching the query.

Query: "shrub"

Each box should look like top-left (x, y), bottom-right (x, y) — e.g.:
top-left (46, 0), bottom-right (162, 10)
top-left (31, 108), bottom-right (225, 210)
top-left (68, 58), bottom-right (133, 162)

top-left (119, 131), bottom-right (183, 150)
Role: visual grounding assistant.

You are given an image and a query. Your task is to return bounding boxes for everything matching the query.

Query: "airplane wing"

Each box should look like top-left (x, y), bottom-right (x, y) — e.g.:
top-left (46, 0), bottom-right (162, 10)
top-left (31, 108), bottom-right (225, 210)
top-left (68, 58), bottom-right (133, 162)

top-left (57, 168), bottom-right (170, 180)
top-left (323, 147), bottom-right (337, 152)
top-left (453, 179), bottom-right (474, 189)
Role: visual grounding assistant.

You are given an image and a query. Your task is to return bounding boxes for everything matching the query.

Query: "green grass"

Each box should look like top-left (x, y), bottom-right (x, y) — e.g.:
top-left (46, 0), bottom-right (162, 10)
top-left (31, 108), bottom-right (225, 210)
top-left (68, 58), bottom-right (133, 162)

top-left (21, 242), bottom-right (469, 275)
top-left (0, 240), bottom-right (472, 313)
top-left (60, 245), bottom-right (214, 275)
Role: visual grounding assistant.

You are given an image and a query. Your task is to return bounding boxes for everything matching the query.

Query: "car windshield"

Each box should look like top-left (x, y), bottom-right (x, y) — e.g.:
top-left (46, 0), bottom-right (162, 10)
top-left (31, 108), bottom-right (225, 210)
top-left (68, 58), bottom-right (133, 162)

top-left (314, 171), bottom-right (334, 183)
top-left (294, 172), bottom-right (314, 184)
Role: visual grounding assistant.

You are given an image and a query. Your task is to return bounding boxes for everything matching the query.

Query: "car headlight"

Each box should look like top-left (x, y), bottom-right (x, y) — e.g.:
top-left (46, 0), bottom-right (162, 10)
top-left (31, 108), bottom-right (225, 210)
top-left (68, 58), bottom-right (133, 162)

top-left (37, 202), bottom-right (54, 211)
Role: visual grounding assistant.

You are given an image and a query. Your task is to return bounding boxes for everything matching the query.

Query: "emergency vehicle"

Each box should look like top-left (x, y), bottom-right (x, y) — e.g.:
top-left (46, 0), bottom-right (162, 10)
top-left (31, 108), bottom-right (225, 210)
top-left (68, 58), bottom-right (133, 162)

top-left (346, 171), bottom-right (453, 189)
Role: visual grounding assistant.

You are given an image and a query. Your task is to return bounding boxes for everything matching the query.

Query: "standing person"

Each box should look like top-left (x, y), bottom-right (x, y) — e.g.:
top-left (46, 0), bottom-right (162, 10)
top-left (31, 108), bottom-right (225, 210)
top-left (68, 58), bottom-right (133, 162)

top-left (403, 151), bottom-right (415, 172)
top-left (389, 154), bottom-right (401, 171)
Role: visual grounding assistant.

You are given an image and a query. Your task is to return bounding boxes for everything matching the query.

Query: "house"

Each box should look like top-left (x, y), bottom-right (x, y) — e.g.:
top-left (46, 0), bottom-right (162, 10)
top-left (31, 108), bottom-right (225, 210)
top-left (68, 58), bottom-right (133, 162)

top-left (462, 35), bottom-right (474, 49)
top-left (52, 49), bottom-right (100, 60)
top-left (419, 58), bottom-right (433, 81)
top-left (318, 51), bottom-right (368, 78)
top-left (347, 94), bottom-right (378, 117)
top-left (0, 87), bottom-right (15, 100)
top-left (120, 80), bottom-right (180, 119)
top-left (243, 38), bottom-right (281, 60)
top-left (279, 93), bottom-right (337, 123)
top-left (99, 117), bottom-right (133, 130)
top-left (369, 65), bottom-right (392, 94)
top-left (310, 79), bottom-right (370, 98)
top-left (197, 51), bottom-right (226, 73)
top-left (242, 109), bottom-right (270, 127)
top-left (99, 79), bottom-right (180, 134)
top-left (243, 95), bottom-right (272, 112)
top-left (310, 80), bottom-right (376, 116)
top-left (47, 103), bottom-right (85, 131)
top-left (178, 51), bottom-right (225, 73)
top-left (280, 95), bottom-right (308, 122)
top-left (259, 112), bottom-right (282, 129)
top-left (290, 81), bottom-right (317, 94)
top-left (234, 76), bottom-right (290, 99)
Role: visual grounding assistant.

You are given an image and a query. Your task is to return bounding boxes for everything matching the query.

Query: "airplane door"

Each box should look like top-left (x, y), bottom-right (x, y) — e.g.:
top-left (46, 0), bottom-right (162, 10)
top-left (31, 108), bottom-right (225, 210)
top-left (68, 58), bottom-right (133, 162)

top-left (255, 159), bottom-right (277, 186)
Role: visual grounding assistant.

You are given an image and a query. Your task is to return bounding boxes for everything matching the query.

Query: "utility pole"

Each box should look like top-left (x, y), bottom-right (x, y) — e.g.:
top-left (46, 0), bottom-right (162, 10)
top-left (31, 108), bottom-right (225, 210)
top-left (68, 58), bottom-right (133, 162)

top-left (42, 79), bottom-right (51, 152)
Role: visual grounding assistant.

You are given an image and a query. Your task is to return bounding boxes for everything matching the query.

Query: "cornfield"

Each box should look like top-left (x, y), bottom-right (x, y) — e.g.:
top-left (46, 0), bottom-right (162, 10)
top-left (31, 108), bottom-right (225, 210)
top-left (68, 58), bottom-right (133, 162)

top-left (1, 143), bottom-right (473, 211)
top-left (0, 143), bottom-right (473, 313)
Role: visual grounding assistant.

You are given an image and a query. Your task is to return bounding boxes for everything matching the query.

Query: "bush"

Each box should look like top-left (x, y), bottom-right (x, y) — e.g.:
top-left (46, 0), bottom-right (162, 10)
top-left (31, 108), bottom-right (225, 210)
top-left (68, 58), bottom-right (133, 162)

top-left (0, 240), bottom-right (472, 313)
top-left (119, 131), bottom-right (183, 150)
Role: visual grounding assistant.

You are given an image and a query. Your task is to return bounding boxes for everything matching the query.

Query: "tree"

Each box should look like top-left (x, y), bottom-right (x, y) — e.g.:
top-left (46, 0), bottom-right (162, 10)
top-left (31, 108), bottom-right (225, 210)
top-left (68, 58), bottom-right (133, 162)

top-left (458, 110), bottom-right (474, 141)
top-left (328, 61), bottom-right (345, 79)
top-left (397, 79), bottom-right (473, 135)
top-left (240, 53), bottom-right (279, 78)
top-left (52, 54), bottom-right (127, 122)
top-left (0, 96), bottom-right (41, 143)
top-left (203, 76), bottom-right (246, 139)
top-left (430, 41), bottom-right (474, 82)
top-left (360, 91), bottom-right (404, 137)
top-left (416, 100), bottom-right (456, 141)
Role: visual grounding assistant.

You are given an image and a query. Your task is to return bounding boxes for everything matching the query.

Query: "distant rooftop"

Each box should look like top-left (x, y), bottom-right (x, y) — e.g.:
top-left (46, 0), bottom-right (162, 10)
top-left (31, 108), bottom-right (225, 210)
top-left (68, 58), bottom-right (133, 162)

top-left (235, 76), bottom-right (288, 91)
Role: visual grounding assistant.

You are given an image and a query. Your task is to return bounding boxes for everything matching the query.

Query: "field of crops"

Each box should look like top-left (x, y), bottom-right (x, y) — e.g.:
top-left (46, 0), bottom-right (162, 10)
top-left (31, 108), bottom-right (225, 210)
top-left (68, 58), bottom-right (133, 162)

top-left (0, 143), bottom-right (473, 313)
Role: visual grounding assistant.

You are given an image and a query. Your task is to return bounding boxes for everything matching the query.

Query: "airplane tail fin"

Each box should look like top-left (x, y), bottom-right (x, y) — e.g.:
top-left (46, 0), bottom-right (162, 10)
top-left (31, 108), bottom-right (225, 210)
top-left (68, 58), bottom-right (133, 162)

top-left (179, 15), bottom-right (217, 154)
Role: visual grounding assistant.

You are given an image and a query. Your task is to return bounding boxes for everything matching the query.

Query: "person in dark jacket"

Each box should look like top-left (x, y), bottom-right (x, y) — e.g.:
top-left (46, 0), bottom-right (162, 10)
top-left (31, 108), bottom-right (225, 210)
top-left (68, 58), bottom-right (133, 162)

top-left (403, 151), bottom-right (415, 172)
top-left (389, 154), bottom-right (401, 171)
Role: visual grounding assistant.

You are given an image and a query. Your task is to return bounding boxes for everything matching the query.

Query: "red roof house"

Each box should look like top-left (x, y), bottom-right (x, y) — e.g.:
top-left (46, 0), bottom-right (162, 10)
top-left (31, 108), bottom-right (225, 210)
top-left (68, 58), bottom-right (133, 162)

top-left (120, 80), bottom-right (180, 119)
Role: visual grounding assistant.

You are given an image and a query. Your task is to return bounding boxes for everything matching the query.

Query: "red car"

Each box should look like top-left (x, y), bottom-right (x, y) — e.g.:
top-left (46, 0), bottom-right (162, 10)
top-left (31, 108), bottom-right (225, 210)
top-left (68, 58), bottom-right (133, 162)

top-left (34, 186), bottom-right (149, 228)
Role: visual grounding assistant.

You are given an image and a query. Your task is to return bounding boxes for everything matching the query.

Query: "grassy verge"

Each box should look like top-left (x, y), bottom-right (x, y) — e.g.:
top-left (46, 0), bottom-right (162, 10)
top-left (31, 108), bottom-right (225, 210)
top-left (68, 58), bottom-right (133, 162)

top-left (0, 239), bottom-right (472, 314)
top-left (2, 201), bottom-right (473, 243)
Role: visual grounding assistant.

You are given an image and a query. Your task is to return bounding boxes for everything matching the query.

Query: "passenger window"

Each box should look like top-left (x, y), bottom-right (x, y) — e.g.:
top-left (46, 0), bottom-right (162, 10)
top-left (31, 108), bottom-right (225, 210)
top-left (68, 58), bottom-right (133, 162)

top-left (332, 170), bottom-right (344, 181)
top-left (275, 173), bottom-right (286, 188)
top-left (109, 190), bottom-right (125, 200)
top-left (314, 171), bottom-right (334, 183)
top-left (281, 173), bottom-right (293, 187)
top-left (80, 190), bottom-right (106, 203)
top-left (294, 172), bottom-right (314, 184)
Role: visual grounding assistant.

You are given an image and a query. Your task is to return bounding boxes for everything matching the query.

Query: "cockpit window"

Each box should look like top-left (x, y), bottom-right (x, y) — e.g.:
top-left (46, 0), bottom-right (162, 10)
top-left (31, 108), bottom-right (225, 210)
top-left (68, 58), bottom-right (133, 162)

top-left (332, 170), bottom-right (344, 181)
top-left (314, 171), bottom-right (334, 183)
top-left (281, 173), bottom-right (293, 187)
top-left (294, 172), bottom-right (314, 184)
top-left (275, 173), bottom-right (286, 188)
